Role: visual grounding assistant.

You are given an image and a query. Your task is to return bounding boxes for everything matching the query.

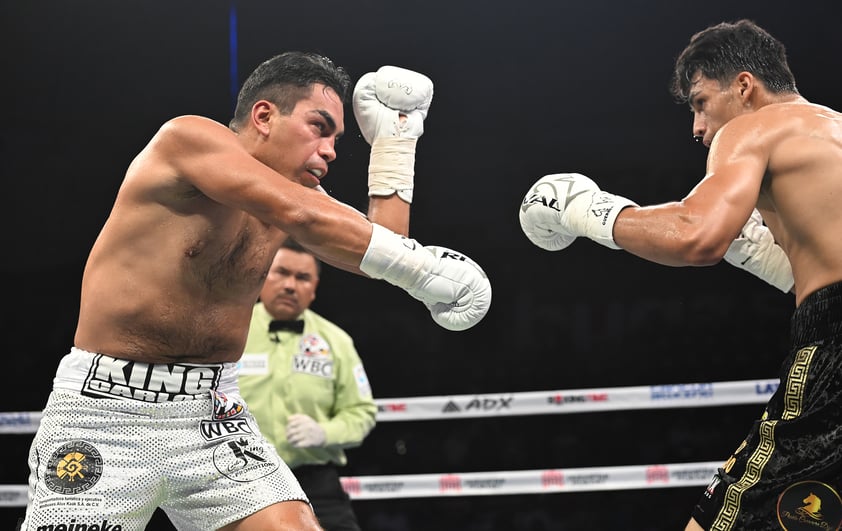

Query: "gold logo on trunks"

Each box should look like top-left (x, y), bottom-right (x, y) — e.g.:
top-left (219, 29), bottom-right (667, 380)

top-left (45, 441), bottom-right (103, 495)
top-left (777, 480), bottom-right (842, 530)
top-left (81, 354), bottom-right (222, 402)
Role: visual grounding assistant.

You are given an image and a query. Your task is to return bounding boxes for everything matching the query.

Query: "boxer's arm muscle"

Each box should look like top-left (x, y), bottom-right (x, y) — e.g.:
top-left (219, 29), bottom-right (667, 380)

top-left (614, 118), bottom-right (768, 266)
top-left (156, 115), bottom-right (372, 271)
top-left (145, 115), bottom-right (491, 331)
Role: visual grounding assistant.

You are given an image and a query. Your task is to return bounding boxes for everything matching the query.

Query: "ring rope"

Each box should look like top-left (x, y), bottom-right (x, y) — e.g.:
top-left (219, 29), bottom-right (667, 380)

top-left (1, 378), bottom-right (775, 507)
top-left (0, 378), bottom-right (778, 433)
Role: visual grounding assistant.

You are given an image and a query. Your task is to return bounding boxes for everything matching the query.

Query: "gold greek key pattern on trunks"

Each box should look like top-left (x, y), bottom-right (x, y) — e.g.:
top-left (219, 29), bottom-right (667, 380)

top-left (711, 421), bottom-right (777, 530)
top-left (782, 345), bottom-right (816, 420)
top-left (710, 345), bottom-right (816, 530)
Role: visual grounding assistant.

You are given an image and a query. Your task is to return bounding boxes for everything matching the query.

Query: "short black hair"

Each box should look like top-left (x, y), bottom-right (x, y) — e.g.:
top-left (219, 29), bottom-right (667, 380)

top-left (280, 238), bottom-right (321, 275)
top-left (670, 19), bottom-right (797, 102)
top-left (230, 51), bottom-right (351, 130)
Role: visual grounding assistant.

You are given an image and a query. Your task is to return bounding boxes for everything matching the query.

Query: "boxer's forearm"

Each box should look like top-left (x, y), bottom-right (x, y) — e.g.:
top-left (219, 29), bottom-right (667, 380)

top-left (368, 194), bottom-right (410, 237)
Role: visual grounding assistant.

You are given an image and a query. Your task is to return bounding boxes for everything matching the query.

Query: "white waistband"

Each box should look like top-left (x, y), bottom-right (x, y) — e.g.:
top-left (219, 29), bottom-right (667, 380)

top-left (54, 347), bottom-right (240, 402)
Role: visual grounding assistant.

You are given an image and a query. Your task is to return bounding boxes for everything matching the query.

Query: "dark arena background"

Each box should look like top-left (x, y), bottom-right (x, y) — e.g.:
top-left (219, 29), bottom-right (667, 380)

top-left (2, 1), bottom-right (840, 529)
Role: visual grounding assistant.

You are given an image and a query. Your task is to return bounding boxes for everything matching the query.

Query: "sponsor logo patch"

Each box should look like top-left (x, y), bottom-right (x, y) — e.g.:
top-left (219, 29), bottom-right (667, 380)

top-left (704, 472), bottom-right (722, 499)
top-left (82, 355), bottom-right (222, 402)
top-left (35, 518), bottom-right (123, 530)
top-left (237, 353), bottom-right (269, 376)
top-left (777, 480), bottom-right (842, 530)
top-left (213, 436), bottom-right (279, 482)
top-left (199, 418), bottom-right (254, 442)
top-left (45, 441), bottom-right (103, 495)
top-left (353, 364), bottom-right (372, 398)
top-left (210, 389), bottom-right (244, 420)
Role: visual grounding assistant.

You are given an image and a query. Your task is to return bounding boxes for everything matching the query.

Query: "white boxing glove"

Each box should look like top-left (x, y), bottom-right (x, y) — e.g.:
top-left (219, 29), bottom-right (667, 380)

top-left (285, 414), bottom-right (327, 448)
top-left (353, 66), bottom-right (434, 203)
top-left (519, 173), bottom-right (637, 250)
top-left (724, 209), bottom-right (794, 293)
top-left (360, 224), bottom-right (491, 331)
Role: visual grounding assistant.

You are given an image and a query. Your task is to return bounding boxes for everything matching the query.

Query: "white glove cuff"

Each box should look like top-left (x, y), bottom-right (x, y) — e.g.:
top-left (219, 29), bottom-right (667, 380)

top-left (575, 191), bottom-right (637, 250)
top-left (724, 241), bottom-right (794, 293)
top-left (368, 137), bottom-right (417, 203)
top-left (359, 223), bottom-right (428, 287)
top-left (763, 253), bottom-right (796, 293)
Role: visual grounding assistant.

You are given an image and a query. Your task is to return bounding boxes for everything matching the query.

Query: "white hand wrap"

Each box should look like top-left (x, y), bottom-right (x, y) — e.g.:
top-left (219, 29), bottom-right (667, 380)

top-left (360, 224), bottom-right (491, 331)
top-left (353, 66), bottom-right (434, 204)
top-left (724, 209), bottom-right (794, 293)
top-left (285, 414), bottom-right (327, 448)
top-left (367, 137), bottom-right (417, 203)
top-left (519, 173), bottom-right (637, 250)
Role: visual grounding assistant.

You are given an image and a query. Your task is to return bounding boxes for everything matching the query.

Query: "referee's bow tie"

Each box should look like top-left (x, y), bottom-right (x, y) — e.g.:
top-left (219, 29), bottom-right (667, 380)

top-left (268, 319), bottom-right (305, 334)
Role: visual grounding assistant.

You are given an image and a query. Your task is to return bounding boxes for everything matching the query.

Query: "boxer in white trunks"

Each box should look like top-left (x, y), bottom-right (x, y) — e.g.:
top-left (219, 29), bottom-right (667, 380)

top-left (21, 52), bottom-right (490, 531)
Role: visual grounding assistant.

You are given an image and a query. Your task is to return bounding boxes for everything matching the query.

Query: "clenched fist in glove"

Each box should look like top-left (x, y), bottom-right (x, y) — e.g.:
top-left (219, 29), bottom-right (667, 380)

top-left (285, 414), bottom-right (327, 448)
top-left (353, 66), bottom-right (434, 204)
top-left (724, 209), bottom-right (794, 293)
top-left (519, 173), bottom-right (637, 250)
top-left (360, 224), bottom-right (491, 331)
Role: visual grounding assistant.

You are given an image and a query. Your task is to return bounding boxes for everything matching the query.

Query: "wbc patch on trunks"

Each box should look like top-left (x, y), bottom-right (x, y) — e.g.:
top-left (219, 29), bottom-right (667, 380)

top-left (199, 390), bottom-right (253, 442)
top-left (81, 354), bottom-right (223, 402)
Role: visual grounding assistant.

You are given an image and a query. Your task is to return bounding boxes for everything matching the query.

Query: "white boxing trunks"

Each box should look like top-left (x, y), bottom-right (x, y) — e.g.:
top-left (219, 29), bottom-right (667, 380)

top-left (21, 348), bottom-right (308, 531)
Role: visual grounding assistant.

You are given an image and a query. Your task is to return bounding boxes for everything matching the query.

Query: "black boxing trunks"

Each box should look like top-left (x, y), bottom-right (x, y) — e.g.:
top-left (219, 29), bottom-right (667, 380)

top-left (692, 282), bottom-right (842, 530)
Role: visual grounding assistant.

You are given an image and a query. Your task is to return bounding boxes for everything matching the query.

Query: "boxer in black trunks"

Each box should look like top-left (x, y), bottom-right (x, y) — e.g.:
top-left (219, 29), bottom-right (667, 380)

top-left (693, 282), bottom-right (842, 529)
top-left (518, 19), bottom-right (842, 530)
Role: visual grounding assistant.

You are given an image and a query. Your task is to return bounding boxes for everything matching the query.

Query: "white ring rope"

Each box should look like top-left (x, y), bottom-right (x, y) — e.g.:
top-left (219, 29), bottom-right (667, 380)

top-left (373, 378), bottom-right (778, 421)
top-left (0, 461), bottom-right (726, 507)
top-left (338, 461), bottom-right (723, 500)
top-left (1, 378), bottom-right (777, 507)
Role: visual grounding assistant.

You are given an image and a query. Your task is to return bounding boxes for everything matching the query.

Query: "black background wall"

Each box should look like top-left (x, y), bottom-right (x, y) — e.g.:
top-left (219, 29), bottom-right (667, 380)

top-left (2, 1), bottom-right (838, 529)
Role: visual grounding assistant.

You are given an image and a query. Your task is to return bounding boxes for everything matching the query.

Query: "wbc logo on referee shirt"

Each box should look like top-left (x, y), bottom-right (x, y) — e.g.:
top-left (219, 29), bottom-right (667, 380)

top-left (292, 334), bottom-right (334, 378)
